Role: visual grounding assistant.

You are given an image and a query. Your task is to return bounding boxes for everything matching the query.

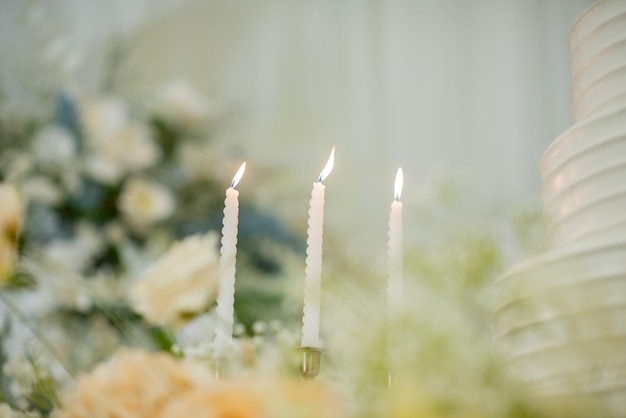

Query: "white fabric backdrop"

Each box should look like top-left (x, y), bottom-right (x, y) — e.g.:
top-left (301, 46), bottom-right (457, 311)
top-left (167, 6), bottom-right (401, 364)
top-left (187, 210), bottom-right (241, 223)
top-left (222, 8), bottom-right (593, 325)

top-left (0, 0), bottom-right (595, 258)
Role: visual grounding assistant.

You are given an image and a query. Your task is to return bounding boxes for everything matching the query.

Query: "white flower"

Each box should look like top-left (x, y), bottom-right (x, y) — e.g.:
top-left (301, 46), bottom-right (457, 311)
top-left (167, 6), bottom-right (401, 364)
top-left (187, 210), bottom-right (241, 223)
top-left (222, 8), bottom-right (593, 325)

top-left (83, 123), bottom-right (160, 184)
top-left (32, 125), bottom-right (76, 168)
top-left (153, 80), bottom-right (219, 130)
top-left (21, 176), bottom-right (63, 205)
top-left (252, 321), bottom-right (268, 335)
top-left (87, 272), bottom-right (129, 307)
top-left (0, 403), bottom-right (43, 418)
top-left (81, 97), bottom-right (127, 140)
top-left (130, 233), bottom-right (221, 328)
top-left (12, 223), bottom-right (105, 312)
top-left (43, 222), bottom-right (104, 274)
top-left (176, 311), bottom-right (218, 348)
top-left (174, 312), bottom-right (222, 362)
top-left (21, 257), bottom-right (92, 313)
top-left (81, 98), bottom-right (161, 184)
top-left (4, 153), bottom-right (34, 183)
top-left (178, 141), bottom-right (229, 181)
top-left (118, 178), bottom-right (175, 229)
top-left (2, 356), bottom-right (45, 408)
top-left (104, 221), bottom-right (126, 245)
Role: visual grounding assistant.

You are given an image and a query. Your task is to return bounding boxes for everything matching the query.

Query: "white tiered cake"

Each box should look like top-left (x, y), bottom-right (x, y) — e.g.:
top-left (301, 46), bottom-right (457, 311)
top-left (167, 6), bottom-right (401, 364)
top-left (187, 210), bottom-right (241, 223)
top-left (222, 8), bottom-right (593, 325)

top-left (493, 1), bottom-right (626, 414)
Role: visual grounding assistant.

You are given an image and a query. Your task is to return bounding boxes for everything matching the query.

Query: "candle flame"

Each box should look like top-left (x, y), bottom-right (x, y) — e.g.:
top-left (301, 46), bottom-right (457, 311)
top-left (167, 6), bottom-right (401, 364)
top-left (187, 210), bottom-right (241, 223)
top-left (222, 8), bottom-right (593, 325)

top-left (317, 146), bottom-right (335, 182)
top-left (230, 162), bottom-right (246, 188)
top-left (394, 167), bottom-right (403, 201)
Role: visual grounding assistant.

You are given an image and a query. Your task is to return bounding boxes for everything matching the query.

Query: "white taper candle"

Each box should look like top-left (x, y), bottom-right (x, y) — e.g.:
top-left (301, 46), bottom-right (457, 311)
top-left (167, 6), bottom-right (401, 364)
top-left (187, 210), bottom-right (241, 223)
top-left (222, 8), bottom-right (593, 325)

top-left (387, 168), bottom-right (404, 318)
top-left (301, 147), bottom-right (335, 348)
top-left (214, 162), bottom-right (246, 356)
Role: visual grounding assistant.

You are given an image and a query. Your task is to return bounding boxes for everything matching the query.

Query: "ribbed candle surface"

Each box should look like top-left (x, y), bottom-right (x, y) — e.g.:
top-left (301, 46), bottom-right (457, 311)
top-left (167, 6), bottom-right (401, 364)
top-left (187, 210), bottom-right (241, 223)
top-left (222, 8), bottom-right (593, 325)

top-left (301, 181), bottom-right (325, 348)
top-left (387, 199), bottom-right (403, 316)
top-left (388, 168), bottom-right (404, 318)
top-left (215, 187), bottom-right (239, 355)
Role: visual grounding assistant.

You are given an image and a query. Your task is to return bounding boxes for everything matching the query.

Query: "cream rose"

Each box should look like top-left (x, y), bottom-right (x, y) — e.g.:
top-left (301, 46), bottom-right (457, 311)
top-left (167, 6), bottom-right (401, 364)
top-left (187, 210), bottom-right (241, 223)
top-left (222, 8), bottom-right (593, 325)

top-left (81, 97), bottom-right (127, 140)
top-left (118, 178), bottom-right (175, 230)
top-left (130, 233), bottom-right (221, 328)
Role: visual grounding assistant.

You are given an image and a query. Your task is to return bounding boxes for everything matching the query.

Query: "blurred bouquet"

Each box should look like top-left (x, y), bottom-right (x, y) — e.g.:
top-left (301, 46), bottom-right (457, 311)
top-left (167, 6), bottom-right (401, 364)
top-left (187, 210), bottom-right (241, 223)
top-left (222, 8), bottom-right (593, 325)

top-left (0, 75), bottom-right (563, 417)
top-left (56, 348), bottom-right (344, 418)
top-left (0, 82), bottom-right (564, 417)
top-left (0, 2), bottom-right (589, 416)
top-left (0, 81), bottom-right (306, 416)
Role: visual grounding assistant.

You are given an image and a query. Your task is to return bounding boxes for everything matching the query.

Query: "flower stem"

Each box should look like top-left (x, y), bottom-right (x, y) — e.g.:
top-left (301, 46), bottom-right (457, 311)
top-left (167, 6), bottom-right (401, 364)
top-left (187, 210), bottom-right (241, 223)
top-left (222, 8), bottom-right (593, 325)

top-left (0, 292), bottom-right (74, 379)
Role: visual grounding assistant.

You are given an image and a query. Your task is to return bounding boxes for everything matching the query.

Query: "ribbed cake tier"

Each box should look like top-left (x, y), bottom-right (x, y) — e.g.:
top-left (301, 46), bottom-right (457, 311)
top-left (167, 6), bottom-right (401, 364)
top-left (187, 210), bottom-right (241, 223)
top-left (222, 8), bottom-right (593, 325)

top-left (569, 0), bottom-right (626, 123)
top-left (493, 1), bottom-right (626, 415)
top-left (541, 0), bottom-right (626, 249)
top-left (492, 236), bottom-right (626, 416)
top-left (540, 101), bottom-right (626, 248)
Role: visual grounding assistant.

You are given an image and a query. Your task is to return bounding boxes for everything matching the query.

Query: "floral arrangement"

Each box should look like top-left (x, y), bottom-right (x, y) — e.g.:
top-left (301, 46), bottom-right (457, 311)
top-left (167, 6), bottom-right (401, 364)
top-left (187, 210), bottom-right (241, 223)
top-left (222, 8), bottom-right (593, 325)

top-left (0, 81), bottom-right (307, 417)
top-left (0, 74), bottom-right (573, 417)
top-left (57, 348), bottom-right (344, 418)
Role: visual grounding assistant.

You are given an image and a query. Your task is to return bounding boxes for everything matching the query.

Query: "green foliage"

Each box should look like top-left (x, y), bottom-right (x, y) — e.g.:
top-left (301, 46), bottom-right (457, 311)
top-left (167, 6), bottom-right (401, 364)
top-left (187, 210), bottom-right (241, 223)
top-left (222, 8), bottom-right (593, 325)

top-left (26, 375), bottom-right (58, 412)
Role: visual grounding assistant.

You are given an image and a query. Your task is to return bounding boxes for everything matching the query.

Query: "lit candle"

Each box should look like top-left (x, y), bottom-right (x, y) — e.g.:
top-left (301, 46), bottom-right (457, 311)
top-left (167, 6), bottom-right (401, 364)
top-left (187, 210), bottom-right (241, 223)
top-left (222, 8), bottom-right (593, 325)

top-left (214, 162), bottom-right (246, 356)
top-left (301, 147), bottom-right (335, 348)
top-left (387, 168), bottom-right (404, 318)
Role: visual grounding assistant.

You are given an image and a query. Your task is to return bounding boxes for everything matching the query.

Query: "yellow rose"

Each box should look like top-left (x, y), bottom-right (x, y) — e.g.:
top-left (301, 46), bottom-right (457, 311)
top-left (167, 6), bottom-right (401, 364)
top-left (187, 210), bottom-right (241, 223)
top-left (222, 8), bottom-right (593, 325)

top-left (0, 184), bottom-right (21, 284)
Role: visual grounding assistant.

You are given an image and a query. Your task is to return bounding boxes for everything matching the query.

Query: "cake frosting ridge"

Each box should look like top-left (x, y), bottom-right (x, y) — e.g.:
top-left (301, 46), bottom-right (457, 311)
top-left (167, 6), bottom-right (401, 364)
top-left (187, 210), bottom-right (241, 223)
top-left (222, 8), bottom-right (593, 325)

top-left (493, 1), bottom-right (626, 413)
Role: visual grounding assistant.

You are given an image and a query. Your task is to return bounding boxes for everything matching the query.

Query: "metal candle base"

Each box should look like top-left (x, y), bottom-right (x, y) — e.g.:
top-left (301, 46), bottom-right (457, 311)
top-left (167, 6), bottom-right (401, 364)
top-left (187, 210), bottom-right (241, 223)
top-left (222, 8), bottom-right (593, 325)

top-left (213, 357), bottom-right (226, 379)
top-left (299, 347), bottom-right (323, 381)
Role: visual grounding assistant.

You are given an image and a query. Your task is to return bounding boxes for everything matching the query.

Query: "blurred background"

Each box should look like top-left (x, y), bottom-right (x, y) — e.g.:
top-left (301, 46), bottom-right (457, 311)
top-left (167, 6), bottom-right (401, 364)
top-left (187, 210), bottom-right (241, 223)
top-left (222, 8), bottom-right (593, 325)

top-left (0, 0), bottom-right (593, 261)
top-left (2, 3), bottom-right (614, 415)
